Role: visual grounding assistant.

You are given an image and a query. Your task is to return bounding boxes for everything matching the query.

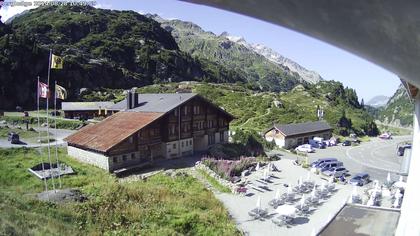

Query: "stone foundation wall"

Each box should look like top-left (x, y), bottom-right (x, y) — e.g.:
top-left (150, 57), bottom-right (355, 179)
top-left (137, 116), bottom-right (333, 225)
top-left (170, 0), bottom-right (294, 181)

top-left (67, 146), bottom-right (110, 171)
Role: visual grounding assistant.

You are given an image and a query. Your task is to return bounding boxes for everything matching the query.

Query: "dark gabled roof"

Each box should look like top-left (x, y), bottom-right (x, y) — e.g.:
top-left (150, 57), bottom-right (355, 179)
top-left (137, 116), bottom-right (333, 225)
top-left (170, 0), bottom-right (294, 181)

top-left (62, 102), bottom-right (115, 111)
top-left (272, 121), bottom-right (332, 137)
top-left (131, 93), bottom-right (197, 112)
top-left (110, 93), bottom-right (197, 112)
top-left (111, 93), bottom-right (234, 120)
top-left (64, 111), bottom-right (164, 153)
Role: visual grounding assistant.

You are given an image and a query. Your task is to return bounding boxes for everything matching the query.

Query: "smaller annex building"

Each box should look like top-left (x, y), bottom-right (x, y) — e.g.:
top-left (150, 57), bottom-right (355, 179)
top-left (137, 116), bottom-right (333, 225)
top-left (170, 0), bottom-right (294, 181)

top-left (61, 102), bottom-right (117, 120)
top-left (264, 121), bottom-right (332, 149)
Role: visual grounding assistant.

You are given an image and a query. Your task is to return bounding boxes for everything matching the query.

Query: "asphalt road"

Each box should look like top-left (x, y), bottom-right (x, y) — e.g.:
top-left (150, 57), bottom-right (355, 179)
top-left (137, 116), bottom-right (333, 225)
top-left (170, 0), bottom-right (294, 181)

top-left (275, 135), bottom-right (412, 183)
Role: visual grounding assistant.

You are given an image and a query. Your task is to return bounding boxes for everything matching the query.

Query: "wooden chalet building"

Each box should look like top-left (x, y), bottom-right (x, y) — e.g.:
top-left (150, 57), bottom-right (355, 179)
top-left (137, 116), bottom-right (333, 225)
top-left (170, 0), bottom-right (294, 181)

top-left (65, 92), bottom-right (234, 172)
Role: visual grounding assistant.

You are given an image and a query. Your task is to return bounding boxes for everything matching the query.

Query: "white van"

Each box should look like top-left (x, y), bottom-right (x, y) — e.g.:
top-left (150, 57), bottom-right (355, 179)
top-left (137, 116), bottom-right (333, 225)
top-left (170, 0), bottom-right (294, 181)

top-left (313, 137), bottom-right (324, 143)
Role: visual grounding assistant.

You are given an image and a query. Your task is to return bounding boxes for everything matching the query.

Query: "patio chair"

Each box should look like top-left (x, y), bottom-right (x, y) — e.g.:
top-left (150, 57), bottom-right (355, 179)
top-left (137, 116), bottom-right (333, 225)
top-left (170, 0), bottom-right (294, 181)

top-left (303, 181), bottom-right (315, 189)
top-left (308, 196), bottom-right (320, 206)
top-left (285, 193), bottom-right (295, 204)
top-left (296, 204), bottom-right (310, 216)
top-left (271, 164), bottom-right (280, 172)
top-left (269, 198), bottom-right (286, 208)
top-left (236, 186), bottom-right (247, 196)
top-left (351, 195), bottom-right (362, 204)
top-left (327, 183), bottom-right (335, 192)
top-left (248, 207), bottom-right (268, 219)
top-left (272, 215), bottom-right (293, 227)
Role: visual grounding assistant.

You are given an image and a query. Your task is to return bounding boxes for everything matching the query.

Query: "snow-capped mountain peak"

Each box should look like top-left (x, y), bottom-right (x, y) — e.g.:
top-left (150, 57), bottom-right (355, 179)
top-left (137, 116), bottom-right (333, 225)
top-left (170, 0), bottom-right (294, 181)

top-left (224, 34), bottom-right (322, 84)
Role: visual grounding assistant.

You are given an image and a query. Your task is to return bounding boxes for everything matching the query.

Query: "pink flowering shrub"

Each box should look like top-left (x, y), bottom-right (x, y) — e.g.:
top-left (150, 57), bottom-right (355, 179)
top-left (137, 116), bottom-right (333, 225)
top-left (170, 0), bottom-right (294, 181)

top-left (202, 156), bottom-right (256, 180)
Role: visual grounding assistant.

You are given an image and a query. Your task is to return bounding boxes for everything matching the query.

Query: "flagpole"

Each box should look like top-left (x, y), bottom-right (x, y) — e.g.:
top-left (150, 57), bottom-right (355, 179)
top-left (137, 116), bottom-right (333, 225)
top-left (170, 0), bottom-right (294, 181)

top-left (46, 48), bottom-right (56, 191)
top-left (54, 81), bottom-right (62, 188)
top-left (38, 76), bottom-right (48, 192)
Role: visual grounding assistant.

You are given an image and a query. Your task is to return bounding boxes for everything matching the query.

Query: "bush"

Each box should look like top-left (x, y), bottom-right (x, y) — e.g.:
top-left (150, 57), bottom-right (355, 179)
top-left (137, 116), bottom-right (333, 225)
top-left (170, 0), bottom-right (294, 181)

top-left (201, 157), bottom-right (256, 181)
top-left (2, 116), bottom-right (83, 130)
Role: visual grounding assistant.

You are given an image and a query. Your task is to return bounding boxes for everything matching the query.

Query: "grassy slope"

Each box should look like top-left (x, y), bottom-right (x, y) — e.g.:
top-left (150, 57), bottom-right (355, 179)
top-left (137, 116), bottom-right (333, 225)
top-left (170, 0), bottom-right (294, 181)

top-left (0, 148), bottom-right (239, 235)
top-left (0, 126), bottom-right (50, 139)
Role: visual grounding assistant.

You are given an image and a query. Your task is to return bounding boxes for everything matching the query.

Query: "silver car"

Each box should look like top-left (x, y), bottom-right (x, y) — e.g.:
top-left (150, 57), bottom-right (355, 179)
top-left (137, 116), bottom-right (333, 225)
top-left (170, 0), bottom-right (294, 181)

top-left (321, 166), bottom-right (349, 177)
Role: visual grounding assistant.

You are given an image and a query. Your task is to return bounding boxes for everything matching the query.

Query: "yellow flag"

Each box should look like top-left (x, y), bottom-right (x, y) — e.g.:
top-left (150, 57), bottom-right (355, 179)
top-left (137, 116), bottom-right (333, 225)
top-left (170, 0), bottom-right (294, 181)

top-left (51, 54), bottom-right (63, 69)
top-left (55, 84), bottom-right (67, 100)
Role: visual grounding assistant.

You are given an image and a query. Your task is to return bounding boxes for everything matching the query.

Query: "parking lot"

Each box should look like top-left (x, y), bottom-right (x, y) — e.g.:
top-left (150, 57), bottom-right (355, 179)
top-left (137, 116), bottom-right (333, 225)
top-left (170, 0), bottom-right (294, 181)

top-left (276, 135), bottom-right (412, 183)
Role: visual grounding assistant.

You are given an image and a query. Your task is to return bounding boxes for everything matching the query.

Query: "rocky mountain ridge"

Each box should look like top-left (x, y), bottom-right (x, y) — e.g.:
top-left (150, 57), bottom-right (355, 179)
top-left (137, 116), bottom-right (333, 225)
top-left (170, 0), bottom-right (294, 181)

top-left (225, 34), bottom-right (322, 84)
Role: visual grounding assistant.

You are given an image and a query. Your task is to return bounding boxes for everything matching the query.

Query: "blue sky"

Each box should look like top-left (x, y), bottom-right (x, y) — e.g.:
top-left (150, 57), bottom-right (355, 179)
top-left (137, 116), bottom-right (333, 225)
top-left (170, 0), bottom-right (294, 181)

top-left (0, 0), bottom-right (401, 101)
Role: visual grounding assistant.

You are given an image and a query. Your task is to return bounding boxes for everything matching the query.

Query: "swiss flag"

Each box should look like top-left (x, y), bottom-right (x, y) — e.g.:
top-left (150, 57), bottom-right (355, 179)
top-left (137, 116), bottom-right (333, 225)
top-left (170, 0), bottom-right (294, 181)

top-left (38, 81), bottom-right (50, 99)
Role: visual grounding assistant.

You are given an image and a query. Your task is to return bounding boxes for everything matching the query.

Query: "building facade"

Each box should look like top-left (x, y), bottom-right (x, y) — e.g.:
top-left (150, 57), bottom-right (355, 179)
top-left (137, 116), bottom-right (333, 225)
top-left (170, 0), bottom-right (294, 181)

top-left (264, 121), bottom-right (332, 149)
top-left (65, 93), bottom-right (233, 172)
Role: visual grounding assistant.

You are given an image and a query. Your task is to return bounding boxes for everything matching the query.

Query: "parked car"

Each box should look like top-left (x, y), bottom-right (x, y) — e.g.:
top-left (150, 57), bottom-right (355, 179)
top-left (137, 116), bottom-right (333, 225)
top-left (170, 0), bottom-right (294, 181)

top-left (7, 132), bottom-right (20, 144)
top-left (348, 173), bottom-right (370, 186)
top-left (316, 161), bottom-right (344, 173)
top-left (313, 137), bottom-right (324, 143)
top-left (342, 140), bottom-right (351, 146)
top-left (309, 139), bottom-right (326, 149)
top-left (379, 132), bottom-right (392, 139)
top-left (321, 166), bottom-right (349, 177)
top-left (311, 158), bottom-right (338, 168)
top-left (295, 144), bottom-right (315, 153)
top-left (397, 144), bottom-right (412, 156)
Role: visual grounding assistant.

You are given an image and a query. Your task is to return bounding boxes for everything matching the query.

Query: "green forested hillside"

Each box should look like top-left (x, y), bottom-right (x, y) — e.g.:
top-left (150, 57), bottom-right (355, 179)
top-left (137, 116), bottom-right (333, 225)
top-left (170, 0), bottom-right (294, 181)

top-left (378, 84), bottom-right (413, 127)
top-left (0, 6), bottom-right (246, 109)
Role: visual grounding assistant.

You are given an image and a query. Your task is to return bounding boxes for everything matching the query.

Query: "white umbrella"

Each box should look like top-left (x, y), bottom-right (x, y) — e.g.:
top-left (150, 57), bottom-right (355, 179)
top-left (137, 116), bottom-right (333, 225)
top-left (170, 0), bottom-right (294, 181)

top-left (300, 195), bottom-right (306, 207)
top-left (287, 186), bottom-right (293, 195)
top-left (387, 172), bottom-right (391, 183)
top-left (275, 189), bottom-right (281, 200)
top-left (267, 163), bottom-right (271, 173)
top-left (393, 181), bottom-right (407, 189)
top-left (320, 182), bottom-right (326, 191)
top-left (393, 196), bottom-right (400, 208)
top-left (373, 180), bottom-right (380, 190)
top-left (298, 176), bottom-right (303, 186)
top-left (306, 172), bottom-right (311, 181)
top-left (256, 196), bottom-right (261, 208)
top-left (367, 194), bottom-right (375, 206)
top-left (256, 162), bottom-right (260, 171)
top-left (276, 204), bottom-right (296, 216)
top-left (263, 169), bottom-right (268, 180)
top-left (394, 189), bottom-right (402, 199)
top-left (329, 176), bottom-right (334, 184)
top-left (311, 188), bottom-right (317, 198)
top-left (352, 186), bottom-right (358, 197)
top-left (399, 176), bottom-right (404, 182)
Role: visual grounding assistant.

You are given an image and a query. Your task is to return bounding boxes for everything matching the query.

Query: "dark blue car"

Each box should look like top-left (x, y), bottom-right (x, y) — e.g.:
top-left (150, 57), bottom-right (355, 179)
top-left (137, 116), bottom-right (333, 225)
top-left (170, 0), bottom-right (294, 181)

top-left (311, 158), bottom-right (338, 168)
top-left (349, 173), bottom-right (370, 186)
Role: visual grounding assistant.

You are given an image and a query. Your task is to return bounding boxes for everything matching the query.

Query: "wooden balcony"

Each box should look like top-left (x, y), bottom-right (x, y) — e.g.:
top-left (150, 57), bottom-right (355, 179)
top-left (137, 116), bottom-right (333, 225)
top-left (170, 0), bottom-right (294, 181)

top-left (192, 114), bottom-right (205, 121)
top-left (181, 115), bottom-right (192, 122)
top-left (193, 129), bottom-right (205, 137)
top-left (206, 128), bottom-right (217, 133)
top-left (139, 136), bottom-right (161, 145)
top-left (181, 132), bottom-right (192, 139)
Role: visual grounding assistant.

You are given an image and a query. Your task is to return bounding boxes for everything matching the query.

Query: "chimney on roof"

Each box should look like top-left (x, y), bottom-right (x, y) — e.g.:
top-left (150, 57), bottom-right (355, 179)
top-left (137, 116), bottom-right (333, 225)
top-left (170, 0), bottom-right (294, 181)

top-left (126, 90), bottom-right (139, 110)
top-left (126, 91), bottom-right (133, 110)
top-left (132, 91), bottom-right (139, 108)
